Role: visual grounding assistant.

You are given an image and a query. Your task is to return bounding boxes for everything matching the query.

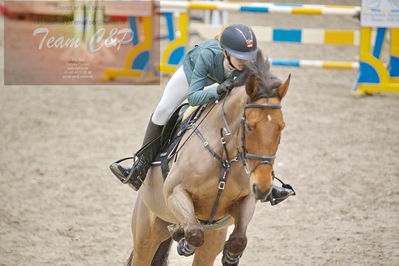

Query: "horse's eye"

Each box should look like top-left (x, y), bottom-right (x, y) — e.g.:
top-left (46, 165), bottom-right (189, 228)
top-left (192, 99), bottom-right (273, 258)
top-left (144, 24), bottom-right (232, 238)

top-left (245, 123), bottom-right (253, 132)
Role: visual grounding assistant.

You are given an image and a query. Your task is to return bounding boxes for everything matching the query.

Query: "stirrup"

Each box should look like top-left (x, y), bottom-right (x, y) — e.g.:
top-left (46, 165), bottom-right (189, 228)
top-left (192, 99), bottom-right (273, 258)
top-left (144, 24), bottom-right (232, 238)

top-left (265, 177), bottom-right (296, 206)
top-left (109, 156), bottom-right (148, 191)
top-left (109, 157), bottom-right (134, 184)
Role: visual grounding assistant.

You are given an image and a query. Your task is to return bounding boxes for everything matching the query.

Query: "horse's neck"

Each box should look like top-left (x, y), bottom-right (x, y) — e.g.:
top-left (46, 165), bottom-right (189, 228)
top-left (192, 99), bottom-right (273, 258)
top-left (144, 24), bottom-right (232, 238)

top-left (224, 86), bottom-right (247, 153)
top-left (223, 85), bottom-right (247, 133)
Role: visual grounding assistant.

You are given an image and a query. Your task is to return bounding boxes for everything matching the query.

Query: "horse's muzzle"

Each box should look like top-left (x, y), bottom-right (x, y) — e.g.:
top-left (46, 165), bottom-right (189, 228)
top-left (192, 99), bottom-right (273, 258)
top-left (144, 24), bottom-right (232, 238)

top-left (252, 184), bottom-right (272, 201)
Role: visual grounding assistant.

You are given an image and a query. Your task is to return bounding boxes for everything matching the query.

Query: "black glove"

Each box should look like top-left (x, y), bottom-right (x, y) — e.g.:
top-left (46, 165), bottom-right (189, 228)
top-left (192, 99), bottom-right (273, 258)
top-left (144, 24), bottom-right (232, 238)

top-left (217, 79), bottom-right (234, 95)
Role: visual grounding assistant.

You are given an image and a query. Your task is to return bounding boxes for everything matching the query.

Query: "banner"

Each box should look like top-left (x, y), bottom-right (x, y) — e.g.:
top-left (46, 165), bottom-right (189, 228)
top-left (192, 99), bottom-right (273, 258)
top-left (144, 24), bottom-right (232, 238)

top-left (361, 0), bottom-right (399, 28)
top-left (4, 1), bottom-right (159, 85)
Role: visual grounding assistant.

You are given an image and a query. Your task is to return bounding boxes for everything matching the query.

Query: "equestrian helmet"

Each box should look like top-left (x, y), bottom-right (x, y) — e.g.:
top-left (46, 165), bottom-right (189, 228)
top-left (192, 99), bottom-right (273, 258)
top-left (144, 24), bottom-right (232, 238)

top-left (220, 24), bottom-right (257, 61)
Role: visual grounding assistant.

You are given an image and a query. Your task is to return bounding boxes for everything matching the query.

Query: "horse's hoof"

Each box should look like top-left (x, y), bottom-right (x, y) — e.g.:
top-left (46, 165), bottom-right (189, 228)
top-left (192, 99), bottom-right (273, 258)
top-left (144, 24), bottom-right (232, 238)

top-left (222, 249), bottom-right (242, 266)
top-left (177, 238), bottom-right (195, 257)
top-left (185, 227), bottom-right (204, 247)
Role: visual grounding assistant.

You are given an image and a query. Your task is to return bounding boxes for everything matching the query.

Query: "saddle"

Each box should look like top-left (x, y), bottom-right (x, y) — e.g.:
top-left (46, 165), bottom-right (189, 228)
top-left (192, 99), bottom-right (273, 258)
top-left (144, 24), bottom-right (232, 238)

top-left (152, 103), bottom-right (203, 178)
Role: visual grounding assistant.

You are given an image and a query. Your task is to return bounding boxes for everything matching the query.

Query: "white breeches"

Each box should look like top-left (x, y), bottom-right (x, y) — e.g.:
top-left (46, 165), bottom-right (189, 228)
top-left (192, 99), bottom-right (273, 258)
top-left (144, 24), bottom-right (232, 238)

top-left (152, 66), bottom-right (189, 125)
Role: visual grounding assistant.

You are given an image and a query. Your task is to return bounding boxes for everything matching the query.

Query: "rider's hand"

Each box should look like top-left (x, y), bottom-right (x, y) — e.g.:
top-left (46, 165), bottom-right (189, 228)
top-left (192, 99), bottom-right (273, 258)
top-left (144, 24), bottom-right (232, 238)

top-left (217, 79), bottom-right (234, 95)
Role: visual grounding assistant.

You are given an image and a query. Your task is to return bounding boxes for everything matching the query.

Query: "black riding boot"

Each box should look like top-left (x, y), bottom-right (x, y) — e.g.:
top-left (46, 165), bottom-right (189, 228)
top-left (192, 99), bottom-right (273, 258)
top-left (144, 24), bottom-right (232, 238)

top-left (265, 184), bottom-right (295, 205)
top-left (110, 118), bottom-right (163, 191)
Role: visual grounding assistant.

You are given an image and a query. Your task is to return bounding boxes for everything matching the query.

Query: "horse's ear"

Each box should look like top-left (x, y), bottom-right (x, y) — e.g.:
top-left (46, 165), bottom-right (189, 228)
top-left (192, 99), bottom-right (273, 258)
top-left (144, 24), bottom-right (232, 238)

top-left (264, 57), bottom-right (271, 72)
top-left (255, 49), bottom-right (264, 65)
top-left (255, 50), bottom-right (267, 74)
top-left (245, 74), bottom-right (259, 98)
top-left (278, 74), bottom-right (291, 100)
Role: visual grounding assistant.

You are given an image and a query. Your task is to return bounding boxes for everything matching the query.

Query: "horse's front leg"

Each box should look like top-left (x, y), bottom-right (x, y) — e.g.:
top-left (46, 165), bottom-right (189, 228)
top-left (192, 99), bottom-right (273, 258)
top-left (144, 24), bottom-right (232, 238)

top-left (164, 183), bottom-right (204, 248)
top-left (223, 194), bottom-right (256, 266)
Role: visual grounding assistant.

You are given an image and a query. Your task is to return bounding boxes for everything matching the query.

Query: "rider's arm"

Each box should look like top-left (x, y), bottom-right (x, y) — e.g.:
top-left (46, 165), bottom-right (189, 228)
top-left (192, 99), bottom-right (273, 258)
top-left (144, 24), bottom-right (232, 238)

top-left (187, 50), bottom-right (219, 106)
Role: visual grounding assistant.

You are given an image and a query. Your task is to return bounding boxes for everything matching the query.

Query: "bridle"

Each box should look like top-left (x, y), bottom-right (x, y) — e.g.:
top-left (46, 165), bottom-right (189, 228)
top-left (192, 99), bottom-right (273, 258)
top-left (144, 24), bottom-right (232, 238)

top-left (240, 101), bottom-right (282, 174)
top-left (219, 87), bottom-right (282, 175)
top-left (190, 88), bottom-right (282, 224)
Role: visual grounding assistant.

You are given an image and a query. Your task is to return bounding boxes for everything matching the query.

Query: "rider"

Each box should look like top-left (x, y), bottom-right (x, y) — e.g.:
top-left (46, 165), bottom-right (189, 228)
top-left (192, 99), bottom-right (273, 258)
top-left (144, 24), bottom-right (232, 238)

top-left (110, 24), bottom-right (294, 204)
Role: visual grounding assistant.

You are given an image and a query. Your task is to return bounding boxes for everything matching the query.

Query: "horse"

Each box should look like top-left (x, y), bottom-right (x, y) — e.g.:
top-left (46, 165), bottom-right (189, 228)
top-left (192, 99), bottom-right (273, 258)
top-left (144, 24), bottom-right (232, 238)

top-left (127, 50), bottom-right (290, 266)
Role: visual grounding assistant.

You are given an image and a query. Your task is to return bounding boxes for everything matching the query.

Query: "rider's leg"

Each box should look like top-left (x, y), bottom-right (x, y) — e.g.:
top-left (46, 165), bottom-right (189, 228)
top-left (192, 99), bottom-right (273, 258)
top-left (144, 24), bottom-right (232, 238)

top-left (110, 66), bottom-right (189, 190)
top-left (110, 116), bottom-right (163, 189)
top-left (151, 66), bottom-right (189, 126)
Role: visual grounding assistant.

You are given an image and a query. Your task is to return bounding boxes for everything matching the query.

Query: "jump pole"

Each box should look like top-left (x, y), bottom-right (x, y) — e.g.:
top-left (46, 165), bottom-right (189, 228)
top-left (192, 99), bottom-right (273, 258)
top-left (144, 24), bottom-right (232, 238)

top-left (351, 2), bottom-right (399, 96)
top-left (159, 1), bottom-right (361, 16)
top-left (102, 0), bottom-right (159, 82)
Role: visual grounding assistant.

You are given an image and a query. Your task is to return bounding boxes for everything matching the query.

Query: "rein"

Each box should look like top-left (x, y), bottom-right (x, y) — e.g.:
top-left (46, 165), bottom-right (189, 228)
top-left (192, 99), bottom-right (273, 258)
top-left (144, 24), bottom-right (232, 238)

top-left (191, 88), bottom-right (282, 224)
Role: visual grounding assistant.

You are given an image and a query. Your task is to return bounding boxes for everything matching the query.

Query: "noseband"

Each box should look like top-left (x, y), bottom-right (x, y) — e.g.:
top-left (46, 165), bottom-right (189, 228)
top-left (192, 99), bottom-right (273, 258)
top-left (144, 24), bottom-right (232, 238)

top-left (241, 101), bottom-right (282, 174)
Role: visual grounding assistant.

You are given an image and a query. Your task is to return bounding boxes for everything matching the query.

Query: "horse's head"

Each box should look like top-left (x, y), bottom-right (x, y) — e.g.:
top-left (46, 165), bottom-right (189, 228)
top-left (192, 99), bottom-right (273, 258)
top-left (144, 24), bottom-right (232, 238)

top-left (240, 50), bottom-right (290, 201)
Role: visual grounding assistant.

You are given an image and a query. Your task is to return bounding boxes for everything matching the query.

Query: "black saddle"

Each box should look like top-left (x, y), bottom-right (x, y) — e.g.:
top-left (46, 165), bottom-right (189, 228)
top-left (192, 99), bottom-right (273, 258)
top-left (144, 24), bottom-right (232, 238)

top-left (153, 104), bottom-right (202, 178)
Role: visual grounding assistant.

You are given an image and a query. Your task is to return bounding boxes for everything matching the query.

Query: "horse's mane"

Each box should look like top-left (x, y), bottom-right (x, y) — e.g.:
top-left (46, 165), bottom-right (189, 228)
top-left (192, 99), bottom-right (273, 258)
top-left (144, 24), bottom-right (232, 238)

top-left (233, 50), bottom-right (281, 100)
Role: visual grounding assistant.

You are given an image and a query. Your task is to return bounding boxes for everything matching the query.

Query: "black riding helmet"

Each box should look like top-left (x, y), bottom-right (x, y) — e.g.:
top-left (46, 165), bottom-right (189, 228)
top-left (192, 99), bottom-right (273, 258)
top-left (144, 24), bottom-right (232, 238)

top-left (220, 24), bottom-right (258, 61)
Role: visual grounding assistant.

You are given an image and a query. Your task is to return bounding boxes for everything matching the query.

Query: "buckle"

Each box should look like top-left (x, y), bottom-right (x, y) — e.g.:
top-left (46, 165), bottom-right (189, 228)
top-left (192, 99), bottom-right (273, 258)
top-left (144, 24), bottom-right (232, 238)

top-left (223, 128), bottom-right (231, 136)
top-left (218, 181), bottom-right (226, 190)
top-left (221, 137), bottom-right (226, 145)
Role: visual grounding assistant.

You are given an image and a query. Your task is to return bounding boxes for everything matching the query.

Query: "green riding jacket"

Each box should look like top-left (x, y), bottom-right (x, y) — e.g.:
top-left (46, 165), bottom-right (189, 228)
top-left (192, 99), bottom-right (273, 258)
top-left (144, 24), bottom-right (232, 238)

top-left (183, 39), bottom-right (226, 106)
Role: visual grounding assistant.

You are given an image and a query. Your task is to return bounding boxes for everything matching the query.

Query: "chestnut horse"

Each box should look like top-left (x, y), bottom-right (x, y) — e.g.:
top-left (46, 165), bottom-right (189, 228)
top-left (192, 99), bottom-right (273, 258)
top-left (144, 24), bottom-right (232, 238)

top-left (127, 50), bottom-right (290, 266)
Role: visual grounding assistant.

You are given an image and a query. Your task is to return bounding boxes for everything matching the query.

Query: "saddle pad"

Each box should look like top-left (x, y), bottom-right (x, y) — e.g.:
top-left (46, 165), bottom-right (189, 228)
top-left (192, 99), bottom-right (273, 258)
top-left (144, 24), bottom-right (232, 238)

top-left (182, 105), bottom-right (199, 122)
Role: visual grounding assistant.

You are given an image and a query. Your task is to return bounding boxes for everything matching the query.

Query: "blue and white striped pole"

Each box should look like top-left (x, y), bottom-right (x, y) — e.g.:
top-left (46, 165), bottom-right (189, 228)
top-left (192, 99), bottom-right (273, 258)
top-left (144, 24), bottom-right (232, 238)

top-left (159, 1), bottom-right (360, 16)
top-left (269, 59), bottom-right (359, 69)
